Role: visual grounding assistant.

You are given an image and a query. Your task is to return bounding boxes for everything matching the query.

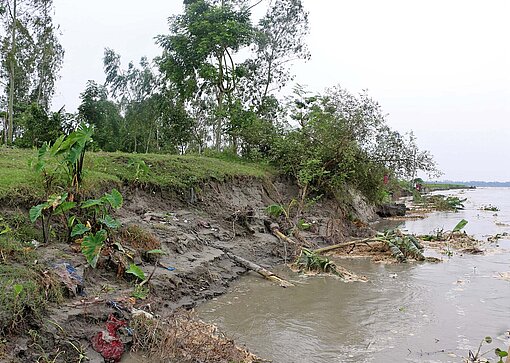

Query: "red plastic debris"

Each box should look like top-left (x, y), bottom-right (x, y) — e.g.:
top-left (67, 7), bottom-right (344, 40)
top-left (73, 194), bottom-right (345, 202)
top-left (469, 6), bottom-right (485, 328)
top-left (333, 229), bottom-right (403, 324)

top-left (91, 314), bottom-right (127, 362)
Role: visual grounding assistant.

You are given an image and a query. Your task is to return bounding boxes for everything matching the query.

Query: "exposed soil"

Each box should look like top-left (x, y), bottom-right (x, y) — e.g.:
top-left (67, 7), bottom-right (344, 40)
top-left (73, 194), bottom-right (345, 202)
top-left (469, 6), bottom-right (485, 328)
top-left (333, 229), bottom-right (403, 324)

top-left (1, 178), bottom-right (378, 363)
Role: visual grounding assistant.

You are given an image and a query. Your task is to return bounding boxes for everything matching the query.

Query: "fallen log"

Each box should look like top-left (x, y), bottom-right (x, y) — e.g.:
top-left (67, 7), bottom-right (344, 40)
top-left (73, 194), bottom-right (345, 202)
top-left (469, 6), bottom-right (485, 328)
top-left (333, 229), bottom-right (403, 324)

top-left (225, 252), bottom-right (294, 288)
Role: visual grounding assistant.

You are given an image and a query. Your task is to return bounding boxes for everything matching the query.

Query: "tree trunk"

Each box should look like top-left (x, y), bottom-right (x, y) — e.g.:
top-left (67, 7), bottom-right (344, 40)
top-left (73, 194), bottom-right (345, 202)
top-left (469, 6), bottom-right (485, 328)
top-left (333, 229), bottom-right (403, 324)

top-left (7, 0), bottom-right (17, 145)
top-left (215, 90), bottom-right (223, 151)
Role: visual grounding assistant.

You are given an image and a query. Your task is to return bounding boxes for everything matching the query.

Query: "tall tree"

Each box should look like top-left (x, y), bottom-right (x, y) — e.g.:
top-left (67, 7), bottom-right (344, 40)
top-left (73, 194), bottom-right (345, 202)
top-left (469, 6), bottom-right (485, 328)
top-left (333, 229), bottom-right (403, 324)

top-left (157, 0), bottom-right (253, 150)
top-left (238, 0), bottom-right (310, 114)
top-left (78, 80), bottom-right (122, 152)
top-left (0, 0), bottom-right (63, 145)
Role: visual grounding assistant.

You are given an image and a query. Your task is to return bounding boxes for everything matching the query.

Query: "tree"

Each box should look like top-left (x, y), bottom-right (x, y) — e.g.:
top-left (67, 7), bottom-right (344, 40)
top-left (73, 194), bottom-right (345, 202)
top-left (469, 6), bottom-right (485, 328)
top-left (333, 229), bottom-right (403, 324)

top-left (157, 0), bottom-right (253, 150)
top-left (270, 86), bottom-right (440, 203)
top-left (14, 102), bottom-right (62, 147)
top-left (103, 48), bottom-right (194, 153)
top-left (0, 0), bottom-right (63, 145)
top-left (238, 0), bottom-right (310, 114)
top-left (78, 81), bottom-right (123, 152)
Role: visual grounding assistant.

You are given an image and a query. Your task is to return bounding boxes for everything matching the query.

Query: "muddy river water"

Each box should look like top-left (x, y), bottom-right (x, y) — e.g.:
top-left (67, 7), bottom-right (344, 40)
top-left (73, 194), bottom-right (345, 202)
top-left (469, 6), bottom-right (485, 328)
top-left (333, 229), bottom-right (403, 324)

top-left (197, 188), bottom-right (510, 362)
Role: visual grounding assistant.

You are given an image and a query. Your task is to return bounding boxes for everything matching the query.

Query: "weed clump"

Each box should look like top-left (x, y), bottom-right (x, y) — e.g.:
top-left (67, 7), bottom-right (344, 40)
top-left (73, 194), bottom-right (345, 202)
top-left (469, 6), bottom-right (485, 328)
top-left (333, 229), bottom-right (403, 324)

top-left (0, 264), bottom-right (63, 335)
top-left (130, 311), bottom-right (259, 363)
top-left (118, 224), bottom-right (161, 253)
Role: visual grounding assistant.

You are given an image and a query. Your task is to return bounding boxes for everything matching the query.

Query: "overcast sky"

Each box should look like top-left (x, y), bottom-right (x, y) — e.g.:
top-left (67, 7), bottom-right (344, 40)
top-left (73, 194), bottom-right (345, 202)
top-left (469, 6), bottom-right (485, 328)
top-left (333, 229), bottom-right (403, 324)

top-left (52, 0), bottom-right (510, 182)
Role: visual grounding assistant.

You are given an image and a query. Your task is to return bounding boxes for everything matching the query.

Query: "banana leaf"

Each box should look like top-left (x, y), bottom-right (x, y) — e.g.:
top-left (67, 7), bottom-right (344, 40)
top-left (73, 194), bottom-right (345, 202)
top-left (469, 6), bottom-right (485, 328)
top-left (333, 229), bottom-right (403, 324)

top-left (386, 239), bottom-right (406, 262)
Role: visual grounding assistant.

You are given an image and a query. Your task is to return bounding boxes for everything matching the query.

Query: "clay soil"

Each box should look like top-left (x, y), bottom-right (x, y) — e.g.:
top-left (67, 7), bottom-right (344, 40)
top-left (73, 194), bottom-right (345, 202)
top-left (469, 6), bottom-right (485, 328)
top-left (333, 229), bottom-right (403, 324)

top-left (1, 178), bottom-right (378, 363)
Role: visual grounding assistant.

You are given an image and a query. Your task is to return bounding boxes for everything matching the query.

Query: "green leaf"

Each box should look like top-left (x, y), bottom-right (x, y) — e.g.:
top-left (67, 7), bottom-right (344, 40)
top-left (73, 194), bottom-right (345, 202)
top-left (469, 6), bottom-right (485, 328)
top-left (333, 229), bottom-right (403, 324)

top-left (81, 230), bottom-right (107, 268)
top-left (99, 215), bottom-right (121, 229)
top-left (54, 201), bottom-right (77, 215)
top-left (0, 225), bottom-right (11, 235)
top-left (81, 198), bottom-right (104, 209)
top-left (67, 215), bottom-right (77, 229)
top-left (29, 203), bottom-right (49, 223)
top-left (49, 135), bottom-right (65, 155)
top-left (105, 189), bottom-right (123, 209)
top-left (496, 348), bottom-right (508, 358)
top-left (126, 263), bottom-right (145, 281)
top-left (71, 223), bottom-right (90, 237)
top-left (453, 219), bottom-right (468, 232)
top-left (297, 219), bottom-right (311, 230)
top-left (266, 204), bottom-right (285, 218)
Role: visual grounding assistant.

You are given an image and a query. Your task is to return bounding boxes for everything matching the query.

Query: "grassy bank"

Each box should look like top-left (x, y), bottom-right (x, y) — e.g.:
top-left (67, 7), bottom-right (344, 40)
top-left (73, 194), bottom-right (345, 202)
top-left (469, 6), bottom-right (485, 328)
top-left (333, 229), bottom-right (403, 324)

top-left (423, 183), bottom-right (474, 191)
top-left (0, 148), bottom-right (272, 203)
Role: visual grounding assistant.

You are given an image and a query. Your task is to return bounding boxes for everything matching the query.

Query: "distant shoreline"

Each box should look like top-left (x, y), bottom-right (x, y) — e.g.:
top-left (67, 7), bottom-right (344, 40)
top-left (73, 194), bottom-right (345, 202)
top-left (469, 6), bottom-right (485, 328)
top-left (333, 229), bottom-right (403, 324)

top-left (425, 181), bottom-right (510, 188)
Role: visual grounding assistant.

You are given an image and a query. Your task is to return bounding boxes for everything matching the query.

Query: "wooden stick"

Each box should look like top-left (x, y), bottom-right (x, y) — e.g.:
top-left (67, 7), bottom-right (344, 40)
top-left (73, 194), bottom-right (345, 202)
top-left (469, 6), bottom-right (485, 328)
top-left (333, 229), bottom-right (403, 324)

top-left (225, 252), bottom-right (294, 288)
top-left (270, 223), bottom-right (296, 244)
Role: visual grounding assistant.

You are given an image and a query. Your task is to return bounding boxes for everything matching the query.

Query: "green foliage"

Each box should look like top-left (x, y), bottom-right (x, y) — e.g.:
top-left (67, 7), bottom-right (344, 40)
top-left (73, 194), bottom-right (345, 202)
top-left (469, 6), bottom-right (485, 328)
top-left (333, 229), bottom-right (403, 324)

top-left (131, 284), bottom-right (149, 300)
top-left (1, 0), bottom-right (64, 145)
top-left (265, 204), bottom-right (287, 219)
top-left (295, 248), bottom-right (338, 274)
top-left (375, 230), bottom-right (426, 262)
top-left (14, 103), bottom-right (63, 148)
top-left (126, 263), bottom-right (146, 281)
top-left (81, 230), bottom-right (107, 268)
top-left (70, 223), bottom-right (90, 237)
top-left (296, 219), bottom-right (311, 231)
top-left (480, 204), bottom-right (499, 212)
top-left (0, 264), bottom-right (63, 334)
top-left (453, 219), bottom-right (468, 233)
top-left (29, 192), bottom-right (68, 244)
top-left (418, 195), bottom-right (466, 212)
top-left (33, 122), bottom-right (94, 193)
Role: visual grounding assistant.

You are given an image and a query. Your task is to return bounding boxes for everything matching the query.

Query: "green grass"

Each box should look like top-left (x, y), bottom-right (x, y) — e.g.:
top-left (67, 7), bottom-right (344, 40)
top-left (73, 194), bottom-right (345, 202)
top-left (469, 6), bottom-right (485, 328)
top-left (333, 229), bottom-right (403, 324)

top-left (423, 183), bottom-right (470, 191)
top-left (0, 148), bottom-right (272, 203)
top-left (0, 263), bottom-right (64, 335)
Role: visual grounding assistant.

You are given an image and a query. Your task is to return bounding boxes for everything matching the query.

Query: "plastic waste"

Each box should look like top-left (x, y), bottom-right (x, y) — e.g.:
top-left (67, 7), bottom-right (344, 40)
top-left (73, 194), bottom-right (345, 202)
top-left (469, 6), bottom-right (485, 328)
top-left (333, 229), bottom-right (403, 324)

top-left (53, 262), bottom-right (84, 296)
top-left (91, 314), bottom-right (127, 363)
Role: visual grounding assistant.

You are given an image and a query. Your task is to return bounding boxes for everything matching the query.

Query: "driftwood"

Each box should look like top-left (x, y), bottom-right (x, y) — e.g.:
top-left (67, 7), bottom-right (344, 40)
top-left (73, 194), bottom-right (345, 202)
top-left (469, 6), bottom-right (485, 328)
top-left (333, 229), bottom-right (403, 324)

top-left (313, 238), bottom-right (380, 254)
top-left (225, 252), bottom-right (294, 288)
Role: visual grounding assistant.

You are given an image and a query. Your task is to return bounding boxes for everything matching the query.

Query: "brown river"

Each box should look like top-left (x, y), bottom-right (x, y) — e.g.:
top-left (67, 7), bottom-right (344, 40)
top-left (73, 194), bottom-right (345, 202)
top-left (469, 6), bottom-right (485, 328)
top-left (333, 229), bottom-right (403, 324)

top-left (197, 188), bottom-right (510, 362)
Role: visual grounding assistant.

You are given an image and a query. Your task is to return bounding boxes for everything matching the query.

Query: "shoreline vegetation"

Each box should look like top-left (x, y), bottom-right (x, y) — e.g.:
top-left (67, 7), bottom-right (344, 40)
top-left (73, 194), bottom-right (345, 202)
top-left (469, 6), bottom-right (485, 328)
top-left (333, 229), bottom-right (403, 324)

top-left (0, 147), bottom-right (504, 362)
top-left (0, 0), bottom-right (507, 361)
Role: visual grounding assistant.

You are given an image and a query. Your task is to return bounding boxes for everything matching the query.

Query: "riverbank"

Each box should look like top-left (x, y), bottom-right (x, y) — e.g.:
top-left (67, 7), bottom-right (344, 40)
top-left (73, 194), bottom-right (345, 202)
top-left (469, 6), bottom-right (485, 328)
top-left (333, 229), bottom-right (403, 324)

top-left (0, 148), bottom-right (378, 362)
top-left (198, 187), bottom-right (510, 363)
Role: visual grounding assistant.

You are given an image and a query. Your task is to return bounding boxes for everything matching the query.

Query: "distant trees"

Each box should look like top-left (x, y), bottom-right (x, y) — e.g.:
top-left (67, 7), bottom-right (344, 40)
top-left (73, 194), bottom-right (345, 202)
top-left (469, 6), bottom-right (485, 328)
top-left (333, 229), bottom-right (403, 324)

top-left (0, 0), bottom-right (64, 145)
top-left (0, 0), bottom-right (441, 203)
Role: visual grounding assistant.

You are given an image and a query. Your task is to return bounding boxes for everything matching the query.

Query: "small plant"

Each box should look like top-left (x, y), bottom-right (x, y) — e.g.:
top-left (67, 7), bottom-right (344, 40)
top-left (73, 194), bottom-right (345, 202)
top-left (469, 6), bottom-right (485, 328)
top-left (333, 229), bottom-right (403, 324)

top-left (128, 157), bottom-right (150, 181)
top-left (29, 192), bottom-right (72, 244)
top-left (296, 219), bottom-right (311, 231)
top-left (126, 263), bottom-right (146, 281)
top-left (131, 284), bottom-right (149, 300)
top-left (32, 122), bottom-right (94, 195)
top-left (295, 248), bottom-right (338, 274)
top-left (467, 336), bottom-right (509, 363)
